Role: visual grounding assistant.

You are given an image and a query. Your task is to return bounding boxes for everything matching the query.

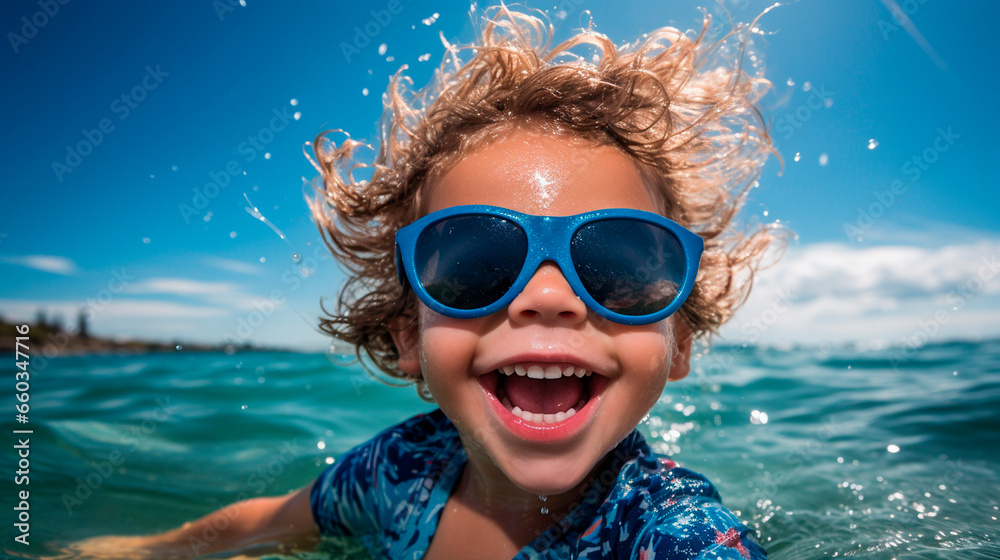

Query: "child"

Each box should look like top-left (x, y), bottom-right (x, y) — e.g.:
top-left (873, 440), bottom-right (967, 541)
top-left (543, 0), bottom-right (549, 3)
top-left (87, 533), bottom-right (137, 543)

top-left (72, 4), bottom-right (781, 559)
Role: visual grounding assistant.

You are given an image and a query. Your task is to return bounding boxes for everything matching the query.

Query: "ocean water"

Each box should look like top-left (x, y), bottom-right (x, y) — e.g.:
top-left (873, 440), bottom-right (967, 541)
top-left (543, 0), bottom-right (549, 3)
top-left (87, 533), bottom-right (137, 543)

top-left (5, 340), bottom-right (999, 559)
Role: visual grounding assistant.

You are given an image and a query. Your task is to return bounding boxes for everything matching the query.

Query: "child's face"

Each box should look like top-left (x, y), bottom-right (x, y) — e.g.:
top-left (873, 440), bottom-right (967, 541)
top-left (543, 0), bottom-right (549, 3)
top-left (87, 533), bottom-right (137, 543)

top-left (391, 125), bottom-right (692, 496)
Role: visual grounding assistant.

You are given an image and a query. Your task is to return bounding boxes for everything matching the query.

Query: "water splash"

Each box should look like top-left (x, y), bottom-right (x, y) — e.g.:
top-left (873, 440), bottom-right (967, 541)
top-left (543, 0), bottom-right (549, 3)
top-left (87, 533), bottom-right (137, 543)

top-left (243, 193), bottom-right (287, 240)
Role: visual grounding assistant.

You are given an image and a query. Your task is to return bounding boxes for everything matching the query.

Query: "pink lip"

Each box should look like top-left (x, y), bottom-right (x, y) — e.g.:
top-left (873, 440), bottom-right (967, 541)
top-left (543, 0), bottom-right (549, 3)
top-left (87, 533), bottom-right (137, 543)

top-left (477, 363), bottom-right (610, 444)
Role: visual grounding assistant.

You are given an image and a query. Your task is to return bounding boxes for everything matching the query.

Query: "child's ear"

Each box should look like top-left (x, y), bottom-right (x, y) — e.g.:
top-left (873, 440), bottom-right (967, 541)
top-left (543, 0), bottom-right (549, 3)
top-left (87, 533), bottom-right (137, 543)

top-left (388, 314), bottom-right (421, 378)
top-left (668, 318), bottom-right (693, 382)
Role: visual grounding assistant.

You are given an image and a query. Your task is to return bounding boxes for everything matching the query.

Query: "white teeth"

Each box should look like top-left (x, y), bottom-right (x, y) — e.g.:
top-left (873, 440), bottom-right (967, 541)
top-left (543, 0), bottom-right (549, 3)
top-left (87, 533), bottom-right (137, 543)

top-left (505, 404), bottom-right (581, 424)
top-left (496, 364), bottom-right (591, 378)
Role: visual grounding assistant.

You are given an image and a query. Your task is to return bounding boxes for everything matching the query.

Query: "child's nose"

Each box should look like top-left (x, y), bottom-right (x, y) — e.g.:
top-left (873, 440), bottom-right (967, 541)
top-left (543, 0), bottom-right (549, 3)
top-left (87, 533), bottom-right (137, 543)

top-left (507, 261), bottom-right (588, 325)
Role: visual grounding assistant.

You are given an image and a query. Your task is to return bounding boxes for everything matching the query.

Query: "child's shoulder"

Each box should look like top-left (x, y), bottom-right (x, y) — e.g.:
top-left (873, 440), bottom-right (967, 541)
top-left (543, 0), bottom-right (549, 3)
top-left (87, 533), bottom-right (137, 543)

top-left (568, 431), bottom-right (767, 559)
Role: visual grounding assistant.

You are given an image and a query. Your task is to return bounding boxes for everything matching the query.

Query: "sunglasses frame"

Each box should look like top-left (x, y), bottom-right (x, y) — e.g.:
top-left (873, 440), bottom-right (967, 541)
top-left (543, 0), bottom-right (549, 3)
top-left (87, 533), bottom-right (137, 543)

top-left (395, 205), bottom-right (704, 325)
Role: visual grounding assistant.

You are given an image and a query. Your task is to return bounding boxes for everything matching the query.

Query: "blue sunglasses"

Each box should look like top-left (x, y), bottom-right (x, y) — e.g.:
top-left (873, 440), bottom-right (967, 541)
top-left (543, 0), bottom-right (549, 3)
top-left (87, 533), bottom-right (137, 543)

top-left (394, 205), bottom-right (704, 325)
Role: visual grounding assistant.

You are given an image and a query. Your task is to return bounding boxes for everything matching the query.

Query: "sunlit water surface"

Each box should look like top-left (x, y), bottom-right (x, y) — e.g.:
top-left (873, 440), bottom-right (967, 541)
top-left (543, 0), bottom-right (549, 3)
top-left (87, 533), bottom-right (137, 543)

top-left (5, 340), bottom-right (999, 559)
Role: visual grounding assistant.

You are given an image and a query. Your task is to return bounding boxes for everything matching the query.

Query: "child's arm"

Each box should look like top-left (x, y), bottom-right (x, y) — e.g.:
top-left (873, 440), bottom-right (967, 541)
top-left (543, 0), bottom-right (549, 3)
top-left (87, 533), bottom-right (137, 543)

top-left (66, 484), bottom-right (319, 559)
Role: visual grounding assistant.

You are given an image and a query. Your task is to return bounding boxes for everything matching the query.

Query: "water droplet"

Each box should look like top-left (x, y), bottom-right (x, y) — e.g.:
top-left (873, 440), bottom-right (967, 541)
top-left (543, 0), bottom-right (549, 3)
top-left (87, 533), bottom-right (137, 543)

top-left (292, 253), bottom-right (302, 263)
top-left (386, 55), bottom-right (395, 62)
top-left (238, 0), bottom-right (245, 6)
top-left (259, 257), bottom-right (266, 263)
top-left (293, 111), bottom-right (301, 120)
top-left (264, 152), bottom-right (271, 160)
top-left (750, 410), bottom-right (769, 425)
top-left (763, 210), bottom-right (769, 216)
top-left (541, 507), bottom-right (549, 515)
top-left (887, 444), bottom-right (900, 453)
top-left (786, 78), bottom-right (795, 87)
top-left (230, 231), bottom-right (238, 239)
top-left (378, 43), bottom-right (387, 55)
top-left (325, 457), bottom-right (335, 464)
top-left (241, 404), bottom-right (248, 410)
top-left (362, 88), bottom-right (369, 96)
top-left (171, 165), bottom-right (179, 172)
top-left (867, 138), bottom-right (879, 150)
top-left (290, 98), bottom-right (298, 106)
top-left (142, 237), bottom-right (151, 244)
top-left (802, 81), bottom-right (812, 92)
top-left (793, 152), bottom-right (801, 162)
top-left (317, 441), bottom-right (326, 450)
top-left (824, 98), bottom-right (833, 108)
top-left (819, 153), bottom-right (829, 166)
top-left (418, 53), bottom-right (431, 62)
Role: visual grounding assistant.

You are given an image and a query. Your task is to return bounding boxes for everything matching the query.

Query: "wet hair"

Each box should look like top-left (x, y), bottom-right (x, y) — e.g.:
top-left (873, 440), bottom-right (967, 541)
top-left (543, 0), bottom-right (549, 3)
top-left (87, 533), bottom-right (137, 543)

top-left (309, 5), bottom-right (787, 390)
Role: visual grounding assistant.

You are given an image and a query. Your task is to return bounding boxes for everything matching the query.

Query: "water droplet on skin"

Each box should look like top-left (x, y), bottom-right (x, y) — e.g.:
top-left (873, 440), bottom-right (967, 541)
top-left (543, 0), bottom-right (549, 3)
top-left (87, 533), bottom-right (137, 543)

top-left (868, 138), bottom-right (879, 150)
top-left (292, 253), bottom-right (302, 263)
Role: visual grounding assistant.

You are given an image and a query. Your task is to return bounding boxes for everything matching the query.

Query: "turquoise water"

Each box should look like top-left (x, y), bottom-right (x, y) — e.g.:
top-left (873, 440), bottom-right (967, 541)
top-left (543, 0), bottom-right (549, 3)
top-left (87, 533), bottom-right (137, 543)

top-left (4, 340), bottom-right (999, 559)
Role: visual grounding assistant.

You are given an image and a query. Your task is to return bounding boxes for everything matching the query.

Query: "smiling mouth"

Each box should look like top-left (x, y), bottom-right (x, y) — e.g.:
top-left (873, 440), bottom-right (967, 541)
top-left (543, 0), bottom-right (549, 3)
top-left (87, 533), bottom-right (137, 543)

top-left (481, 363), bottom-right (594, 424)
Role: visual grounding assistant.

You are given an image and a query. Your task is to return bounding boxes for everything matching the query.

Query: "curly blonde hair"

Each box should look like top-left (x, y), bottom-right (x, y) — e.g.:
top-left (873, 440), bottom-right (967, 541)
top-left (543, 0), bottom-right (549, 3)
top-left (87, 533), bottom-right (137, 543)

top-left (309, 5), bottom-right (786, 387)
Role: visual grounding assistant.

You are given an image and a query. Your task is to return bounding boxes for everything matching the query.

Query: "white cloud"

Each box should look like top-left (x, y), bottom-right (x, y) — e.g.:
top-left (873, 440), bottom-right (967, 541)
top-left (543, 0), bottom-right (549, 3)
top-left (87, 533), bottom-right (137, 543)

top-left (203, 257), bottom-right (260, 275)
top-left (1, 255), bottom-right (78, 275)
top-left (719, 240), bottom-right (1000, 345)
top-left (128, 278), bottom-right (239, 297)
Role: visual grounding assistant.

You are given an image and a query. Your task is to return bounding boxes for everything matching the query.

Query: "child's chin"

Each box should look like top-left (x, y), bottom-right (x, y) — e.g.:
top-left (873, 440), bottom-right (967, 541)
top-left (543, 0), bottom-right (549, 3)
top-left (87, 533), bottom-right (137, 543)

top-left (500, 453), bottom-right (601, 496)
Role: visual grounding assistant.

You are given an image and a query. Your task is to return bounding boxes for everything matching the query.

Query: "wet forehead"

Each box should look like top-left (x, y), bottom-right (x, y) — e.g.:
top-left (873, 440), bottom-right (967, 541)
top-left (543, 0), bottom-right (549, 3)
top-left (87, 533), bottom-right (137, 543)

top-left (423, 128), bottom-right (657, 216)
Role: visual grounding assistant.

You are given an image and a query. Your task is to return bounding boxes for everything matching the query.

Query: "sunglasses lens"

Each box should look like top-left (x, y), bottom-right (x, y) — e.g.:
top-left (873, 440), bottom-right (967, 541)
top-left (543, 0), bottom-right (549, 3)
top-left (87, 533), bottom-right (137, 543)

top-left (571, 219), bottom-right (686, 316)
top-left (414, 215), bottom-right (528, 310)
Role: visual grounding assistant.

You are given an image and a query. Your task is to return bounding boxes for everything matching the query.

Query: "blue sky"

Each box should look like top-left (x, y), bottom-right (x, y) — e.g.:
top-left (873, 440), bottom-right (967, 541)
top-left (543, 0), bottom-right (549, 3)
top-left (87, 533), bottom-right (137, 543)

top-left (2, 0), bottom-right (998, 351)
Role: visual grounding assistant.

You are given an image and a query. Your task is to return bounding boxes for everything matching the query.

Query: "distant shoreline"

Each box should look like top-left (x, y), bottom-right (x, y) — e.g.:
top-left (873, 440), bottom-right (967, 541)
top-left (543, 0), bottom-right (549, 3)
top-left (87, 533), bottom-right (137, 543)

top-left (0, 318), bottom-right (290, 356)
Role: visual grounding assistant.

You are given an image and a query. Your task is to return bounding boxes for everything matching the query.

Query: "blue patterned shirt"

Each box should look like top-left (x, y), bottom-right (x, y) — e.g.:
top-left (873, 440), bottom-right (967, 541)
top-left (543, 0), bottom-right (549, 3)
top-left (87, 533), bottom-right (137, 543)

top-left (311, 409), bottom-right (767, 559)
